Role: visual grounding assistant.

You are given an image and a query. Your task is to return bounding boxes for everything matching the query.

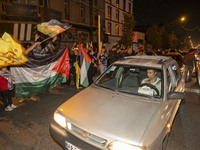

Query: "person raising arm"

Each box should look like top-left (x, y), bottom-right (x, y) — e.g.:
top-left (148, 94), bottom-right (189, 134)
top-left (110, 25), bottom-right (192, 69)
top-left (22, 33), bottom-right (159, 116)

top-left (25, 36), bottom-right (57, 57)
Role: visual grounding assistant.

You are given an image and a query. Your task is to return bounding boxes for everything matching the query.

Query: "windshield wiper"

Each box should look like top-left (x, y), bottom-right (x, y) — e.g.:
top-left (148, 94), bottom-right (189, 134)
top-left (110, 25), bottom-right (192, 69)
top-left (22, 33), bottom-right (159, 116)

top-left (95, 84), bottom-right (116, 91)
top-left (117, 89), bottom-right (134, 94)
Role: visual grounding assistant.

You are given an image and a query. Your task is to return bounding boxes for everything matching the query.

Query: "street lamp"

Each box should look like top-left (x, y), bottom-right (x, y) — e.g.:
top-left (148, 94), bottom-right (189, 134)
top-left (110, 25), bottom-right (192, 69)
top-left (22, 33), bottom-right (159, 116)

top-left (179, 16), bottom-right (199, 31)
top-left (180, 17), bottom-right (186, 22)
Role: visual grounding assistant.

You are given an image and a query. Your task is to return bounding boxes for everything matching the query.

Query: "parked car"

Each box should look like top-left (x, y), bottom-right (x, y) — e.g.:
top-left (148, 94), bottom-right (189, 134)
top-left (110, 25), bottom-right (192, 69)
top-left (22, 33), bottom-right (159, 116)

top-left (163, 52), bottom-right (184, 68)
top-left (50, 56), bottom-right (185, 150)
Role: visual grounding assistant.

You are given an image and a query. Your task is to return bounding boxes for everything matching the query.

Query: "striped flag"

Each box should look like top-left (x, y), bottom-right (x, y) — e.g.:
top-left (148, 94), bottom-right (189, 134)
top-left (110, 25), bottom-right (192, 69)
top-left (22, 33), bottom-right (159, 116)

top-left (11, 48), bottom-right (70, 98)
top-left (78, 45), bottom-right (92, 87)
top-left (37, 19), bottom-right (71, 37)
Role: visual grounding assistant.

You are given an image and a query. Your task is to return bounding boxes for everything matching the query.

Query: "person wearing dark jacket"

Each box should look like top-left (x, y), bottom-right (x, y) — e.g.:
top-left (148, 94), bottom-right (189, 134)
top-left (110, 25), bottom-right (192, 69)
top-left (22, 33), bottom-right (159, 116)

top-left (87, 50), bottom-right (97, 85)
top-left (109, 46), bottom-right (117, 64)
top-left (184, 49), bottom-right (196, 82)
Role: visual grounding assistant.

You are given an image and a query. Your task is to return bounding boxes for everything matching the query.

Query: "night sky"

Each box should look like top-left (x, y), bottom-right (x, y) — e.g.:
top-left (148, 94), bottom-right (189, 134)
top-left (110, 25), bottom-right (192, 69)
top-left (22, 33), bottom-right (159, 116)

top-left (133, 0), bottom-right (200, 45)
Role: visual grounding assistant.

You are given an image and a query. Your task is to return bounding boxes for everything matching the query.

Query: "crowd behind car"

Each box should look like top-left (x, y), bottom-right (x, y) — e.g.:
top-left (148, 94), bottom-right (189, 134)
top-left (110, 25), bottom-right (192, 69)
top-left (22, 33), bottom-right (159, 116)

top-left (1, 38), bottom-right (199, 112)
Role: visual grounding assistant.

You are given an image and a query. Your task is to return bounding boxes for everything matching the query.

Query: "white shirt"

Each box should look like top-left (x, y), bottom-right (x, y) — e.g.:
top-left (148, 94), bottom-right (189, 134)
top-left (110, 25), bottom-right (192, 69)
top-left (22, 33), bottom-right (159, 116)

top-left (138, 77), bottom-right (161, 96)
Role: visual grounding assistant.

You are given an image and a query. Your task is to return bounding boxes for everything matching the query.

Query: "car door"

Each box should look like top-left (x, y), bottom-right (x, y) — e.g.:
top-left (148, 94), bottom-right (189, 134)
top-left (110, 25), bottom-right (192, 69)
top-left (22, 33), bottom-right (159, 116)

top-left (166, 61), bottom-right (184, 125)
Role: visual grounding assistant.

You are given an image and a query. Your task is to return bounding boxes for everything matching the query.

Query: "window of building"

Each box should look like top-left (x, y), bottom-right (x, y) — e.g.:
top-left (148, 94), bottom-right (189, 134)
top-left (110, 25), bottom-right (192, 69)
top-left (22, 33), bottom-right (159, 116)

top-left (94, 0), bottom-right (97, 6)
top-left (123, 0), bottom-right (126, 11)
top-left (95, 9), bottom-right (98, 25)
top-left (81, 3), bottom-right (85, 22)
top-left (116, 0), bottom-right (119, 8)
top-left (122, 13), bottom-right (125, 23)
top-left (64, 0), bottom-right (69, 19)
top-left (108, 6), bottom-right (112, 20)
top-left (116, 10), bottom-right (119, 22)
top-left (19, 0), bottom-right (26, 4)
top-left (129, 2), bottom-right (131, 13)
top-left (108, 22), bottom-right (111, 35)
top-left (108, 0), bottom-right (111, 4)
top-left (11, 0), bottom-right (18, 4)
top-left (39, 0), bottom-right (47, 6)
top-left (11, 0), bottom-right (36, 4)
top-left (28, 0), bottom-right (36, 5)
top-left (39, 0), bottom-right (44, 5)
top-left (4, 0), bottom-right (12, 3)
top-left (116, 24), bottom-right (119, 36)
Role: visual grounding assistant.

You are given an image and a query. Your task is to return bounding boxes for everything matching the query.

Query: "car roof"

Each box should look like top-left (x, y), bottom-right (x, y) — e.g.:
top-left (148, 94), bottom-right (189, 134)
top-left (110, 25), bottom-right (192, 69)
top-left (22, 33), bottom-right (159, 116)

top-left (113, 55), bottom-right (172, 69)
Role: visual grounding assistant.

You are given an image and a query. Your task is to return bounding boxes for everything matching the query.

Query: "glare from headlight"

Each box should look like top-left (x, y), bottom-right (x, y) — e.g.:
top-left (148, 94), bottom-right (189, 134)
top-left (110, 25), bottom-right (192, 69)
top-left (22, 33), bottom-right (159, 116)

top-left (108, 141), bottom-right (145, 150)
top-left (54, 112), bottom-right (66, 128)
top-left (67, 122), bottom-right (72, 130)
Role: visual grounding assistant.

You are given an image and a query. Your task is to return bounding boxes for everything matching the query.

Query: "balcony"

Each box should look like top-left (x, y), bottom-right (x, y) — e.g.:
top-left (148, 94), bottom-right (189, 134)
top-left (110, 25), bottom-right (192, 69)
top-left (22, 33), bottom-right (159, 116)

top-left (0, 3), bottom-right (39, 21)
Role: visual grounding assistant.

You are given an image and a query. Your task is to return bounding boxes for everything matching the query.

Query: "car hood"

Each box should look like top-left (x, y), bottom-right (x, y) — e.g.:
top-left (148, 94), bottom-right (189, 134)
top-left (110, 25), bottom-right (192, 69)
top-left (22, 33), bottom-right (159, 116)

top-left (58, 86), bottom-right (161, 145)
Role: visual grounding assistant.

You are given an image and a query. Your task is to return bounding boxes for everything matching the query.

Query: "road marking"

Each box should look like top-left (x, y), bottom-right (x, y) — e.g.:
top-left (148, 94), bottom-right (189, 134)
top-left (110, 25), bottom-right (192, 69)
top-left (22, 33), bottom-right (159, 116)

top-left (185, 88), bottom-right (200, 94)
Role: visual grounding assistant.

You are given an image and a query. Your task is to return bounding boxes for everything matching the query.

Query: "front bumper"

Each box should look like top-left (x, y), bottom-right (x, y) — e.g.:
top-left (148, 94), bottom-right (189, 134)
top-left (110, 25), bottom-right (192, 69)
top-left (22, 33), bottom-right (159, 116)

top-left (49, 119), bottom-right (100, 150)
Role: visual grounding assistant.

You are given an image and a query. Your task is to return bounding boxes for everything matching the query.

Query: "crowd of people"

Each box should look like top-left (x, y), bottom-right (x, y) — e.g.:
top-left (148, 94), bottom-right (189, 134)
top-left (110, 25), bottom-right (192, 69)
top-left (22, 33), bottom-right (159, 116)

top-left (0, 32), bottom-right (134, 111)
top-left (68, 42), bottom-right (132, 87)
top-left (0, 31), bottom-right (198, 112)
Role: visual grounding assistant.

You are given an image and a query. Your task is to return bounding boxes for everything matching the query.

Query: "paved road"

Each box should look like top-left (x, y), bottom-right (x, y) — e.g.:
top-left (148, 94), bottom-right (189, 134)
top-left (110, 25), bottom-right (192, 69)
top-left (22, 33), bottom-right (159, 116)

top-left (0, 84), bottom-right (78, 150)
top-left (0, 79), bottom-right (199, 150)
top-left (167, 78), bottom-right (200, 150)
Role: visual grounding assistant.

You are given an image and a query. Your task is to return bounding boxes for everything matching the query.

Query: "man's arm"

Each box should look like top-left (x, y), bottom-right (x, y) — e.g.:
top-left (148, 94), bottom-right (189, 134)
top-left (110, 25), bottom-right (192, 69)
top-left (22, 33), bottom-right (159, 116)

top-left (25, 42), bottom-right (41, 55)
top-left (42, 36), bottom-right (58, 54)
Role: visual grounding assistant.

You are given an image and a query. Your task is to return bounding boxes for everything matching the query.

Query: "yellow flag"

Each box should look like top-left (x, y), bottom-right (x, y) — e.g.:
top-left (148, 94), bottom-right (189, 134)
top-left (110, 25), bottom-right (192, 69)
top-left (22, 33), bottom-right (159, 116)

top-left (0, 32), bottom-right (28, 68)
top-left (73, 62), bottom-right (81, 89)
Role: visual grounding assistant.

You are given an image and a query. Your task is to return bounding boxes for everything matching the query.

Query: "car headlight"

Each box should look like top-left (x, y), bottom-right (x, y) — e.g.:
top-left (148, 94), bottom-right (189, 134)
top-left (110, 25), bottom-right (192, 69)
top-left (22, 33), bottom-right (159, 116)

top-left (108, 141), bottom-right (146, 150)
top-left (54, 111), bottom-right (66, 128)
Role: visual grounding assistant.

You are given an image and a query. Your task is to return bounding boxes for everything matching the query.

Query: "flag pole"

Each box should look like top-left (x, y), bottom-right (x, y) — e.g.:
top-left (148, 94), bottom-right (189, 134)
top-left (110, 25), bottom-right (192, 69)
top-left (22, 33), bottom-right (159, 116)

top-left (41, 36), bottom-right (52, 43)
top-left (98, 15), bottom-right (101, 52)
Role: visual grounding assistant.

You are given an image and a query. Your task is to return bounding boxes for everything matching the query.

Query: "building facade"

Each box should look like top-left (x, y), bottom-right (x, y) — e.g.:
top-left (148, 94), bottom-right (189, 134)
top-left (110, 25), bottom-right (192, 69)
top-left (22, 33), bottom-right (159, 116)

top-left (105, 0), bottom-right (133, 49)
top-left (0, 0), bottom-right (104, 49)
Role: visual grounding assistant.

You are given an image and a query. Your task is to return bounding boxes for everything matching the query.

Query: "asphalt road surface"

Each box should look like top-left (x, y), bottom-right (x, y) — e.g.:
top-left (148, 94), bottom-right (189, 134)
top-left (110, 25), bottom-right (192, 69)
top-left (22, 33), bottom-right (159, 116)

top-left (0, 79), bottom-right (199, 150)
top-left (166, 78), bottom-right (200, 150)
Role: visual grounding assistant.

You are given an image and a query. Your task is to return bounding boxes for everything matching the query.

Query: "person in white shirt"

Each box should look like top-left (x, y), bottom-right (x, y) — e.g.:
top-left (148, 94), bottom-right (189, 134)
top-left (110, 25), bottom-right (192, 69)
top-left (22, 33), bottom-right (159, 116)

top-left (139, 69), bottom-right (161, 96)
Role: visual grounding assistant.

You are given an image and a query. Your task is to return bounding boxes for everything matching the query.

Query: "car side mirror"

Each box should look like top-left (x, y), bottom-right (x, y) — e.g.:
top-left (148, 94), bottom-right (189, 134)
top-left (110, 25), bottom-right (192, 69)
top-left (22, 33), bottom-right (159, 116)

top-left (167, 92), bottom-right (184, 100)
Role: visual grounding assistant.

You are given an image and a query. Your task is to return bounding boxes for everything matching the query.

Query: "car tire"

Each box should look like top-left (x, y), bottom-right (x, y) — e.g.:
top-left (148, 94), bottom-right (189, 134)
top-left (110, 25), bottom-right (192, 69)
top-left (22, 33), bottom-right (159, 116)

top-left (160, 133), bottom-right (170, 150)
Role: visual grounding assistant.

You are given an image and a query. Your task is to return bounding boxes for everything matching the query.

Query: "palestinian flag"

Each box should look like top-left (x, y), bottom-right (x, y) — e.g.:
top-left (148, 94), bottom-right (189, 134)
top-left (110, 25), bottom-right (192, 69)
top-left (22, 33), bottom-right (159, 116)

top-left (37, 19), bottom-right (71, 37)
top-left (11, 48), bottom-right (70, 99)
top-left (78, 45), bottom-right (92, 87)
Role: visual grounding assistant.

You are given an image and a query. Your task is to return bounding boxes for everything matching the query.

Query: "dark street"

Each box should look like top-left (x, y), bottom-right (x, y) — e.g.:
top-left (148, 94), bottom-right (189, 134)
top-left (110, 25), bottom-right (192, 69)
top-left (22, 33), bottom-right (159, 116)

top-left (0, 79), bottom-right (200, 150)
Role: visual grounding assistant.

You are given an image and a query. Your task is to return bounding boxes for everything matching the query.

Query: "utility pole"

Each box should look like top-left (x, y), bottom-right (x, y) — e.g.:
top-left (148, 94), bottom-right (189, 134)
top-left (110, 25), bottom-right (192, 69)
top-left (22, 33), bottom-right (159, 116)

top-left (98, 15), bottom-right (101, 52)
top-left (89, 0), bottom-right (93, 41)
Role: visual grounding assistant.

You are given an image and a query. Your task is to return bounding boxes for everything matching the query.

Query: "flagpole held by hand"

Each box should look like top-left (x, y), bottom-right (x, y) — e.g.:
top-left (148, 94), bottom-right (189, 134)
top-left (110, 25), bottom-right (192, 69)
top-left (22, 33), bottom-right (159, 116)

top-left (41, 35), bottom-right (57, 44)
top-left (41, 36), bottom-right (52, 43)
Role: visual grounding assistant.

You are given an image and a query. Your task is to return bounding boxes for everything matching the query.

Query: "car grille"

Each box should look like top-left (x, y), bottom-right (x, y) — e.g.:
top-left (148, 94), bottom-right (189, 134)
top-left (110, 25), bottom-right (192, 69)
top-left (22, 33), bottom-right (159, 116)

top-left (69, 123), bottom-right (107, 147)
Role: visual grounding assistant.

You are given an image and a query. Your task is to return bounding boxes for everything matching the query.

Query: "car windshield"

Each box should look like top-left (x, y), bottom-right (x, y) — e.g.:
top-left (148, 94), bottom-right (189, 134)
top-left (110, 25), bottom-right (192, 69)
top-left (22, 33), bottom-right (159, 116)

top-left (95, 65), bottom-right (162, 98)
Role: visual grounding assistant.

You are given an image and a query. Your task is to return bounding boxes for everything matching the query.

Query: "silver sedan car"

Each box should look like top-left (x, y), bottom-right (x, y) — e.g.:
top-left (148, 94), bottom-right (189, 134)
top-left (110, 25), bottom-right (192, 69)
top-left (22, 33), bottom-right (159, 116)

top-left (50, 56), bottom-right (185, 150)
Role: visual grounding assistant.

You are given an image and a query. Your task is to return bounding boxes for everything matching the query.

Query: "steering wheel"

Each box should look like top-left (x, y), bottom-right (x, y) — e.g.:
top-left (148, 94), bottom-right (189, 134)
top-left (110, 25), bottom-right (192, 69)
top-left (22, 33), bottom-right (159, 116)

top-left (139, 83), bottom-right (159, 96)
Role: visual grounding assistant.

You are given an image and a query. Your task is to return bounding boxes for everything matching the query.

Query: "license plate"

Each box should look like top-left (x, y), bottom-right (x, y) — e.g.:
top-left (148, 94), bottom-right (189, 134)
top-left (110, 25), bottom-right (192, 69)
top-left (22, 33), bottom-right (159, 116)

top-left (65, 140), bottom-right (81, 150)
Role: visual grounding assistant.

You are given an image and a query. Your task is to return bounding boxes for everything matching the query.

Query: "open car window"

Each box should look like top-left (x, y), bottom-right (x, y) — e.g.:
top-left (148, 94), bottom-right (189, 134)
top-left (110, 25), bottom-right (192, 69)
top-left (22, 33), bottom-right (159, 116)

top-left (95, 65), bottom-right (162, 98)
